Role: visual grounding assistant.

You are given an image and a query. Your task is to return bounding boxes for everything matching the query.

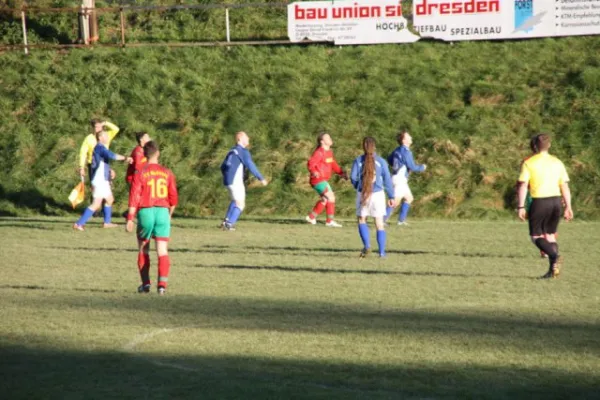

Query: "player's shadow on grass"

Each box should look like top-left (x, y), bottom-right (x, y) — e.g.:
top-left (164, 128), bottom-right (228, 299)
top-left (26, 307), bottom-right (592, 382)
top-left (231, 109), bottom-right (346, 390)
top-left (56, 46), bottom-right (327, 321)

top-left (3, 342), bottom-right (598, 399)
top-left (47, 244), bottom-right (526, 260)
top-left (196, 264), bottom-right (518, 279)
top-left (0, 185), bottom-right (73, 216)
top-left (245, 217), bottom-right (322, 225)
top-left (0, 223), bottom-right (56, 231)
top-left (0, 284), bottom-right (117, 293)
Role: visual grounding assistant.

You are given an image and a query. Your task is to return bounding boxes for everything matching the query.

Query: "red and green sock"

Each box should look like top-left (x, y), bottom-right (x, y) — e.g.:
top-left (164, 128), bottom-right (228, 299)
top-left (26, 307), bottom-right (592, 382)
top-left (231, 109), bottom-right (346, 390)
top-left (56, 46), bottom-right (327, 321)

top-left (158, 255), bottom-right (170, 289)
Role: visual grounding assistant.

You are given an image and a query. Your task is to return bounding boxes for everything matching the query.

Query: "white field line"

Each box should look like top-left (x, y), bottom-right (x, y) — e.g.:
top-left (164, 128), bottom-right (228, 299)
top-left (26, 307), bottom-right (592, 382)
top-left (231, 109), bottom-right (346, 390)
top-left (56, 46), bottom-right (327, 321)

top-left (122, 325), bottom-right (432, 398)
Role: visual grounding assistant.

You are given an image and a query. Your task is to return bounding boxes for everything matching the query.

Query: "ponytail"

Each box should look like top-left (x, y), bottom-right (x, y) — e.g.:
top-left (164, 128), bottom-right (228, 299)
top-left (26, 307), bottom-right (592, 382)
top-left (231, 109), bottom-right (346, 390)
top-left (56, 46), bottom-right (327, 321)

top-left (361, 137), bottom-right (376, 206)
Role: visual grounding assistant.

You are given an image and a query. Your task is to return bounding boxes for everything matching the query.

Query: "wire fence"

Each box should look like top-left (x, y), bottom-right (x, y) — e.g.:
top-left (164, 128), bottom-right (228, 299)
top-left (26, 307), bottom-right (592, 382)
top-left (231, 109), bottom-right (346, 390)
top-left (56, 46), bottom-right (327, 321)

top-left (0, 2), bottom-right (327, 53)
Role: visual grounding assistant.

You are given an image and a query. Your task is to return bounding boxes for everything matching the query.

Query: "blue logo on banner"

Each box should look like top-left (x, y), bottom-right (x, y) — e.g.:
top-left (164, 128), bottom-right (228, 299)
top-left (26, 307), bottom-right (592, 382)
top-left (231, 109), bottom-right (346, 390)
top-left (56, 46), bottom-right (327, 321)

top-left (515, 0), bottom-right (534, 32)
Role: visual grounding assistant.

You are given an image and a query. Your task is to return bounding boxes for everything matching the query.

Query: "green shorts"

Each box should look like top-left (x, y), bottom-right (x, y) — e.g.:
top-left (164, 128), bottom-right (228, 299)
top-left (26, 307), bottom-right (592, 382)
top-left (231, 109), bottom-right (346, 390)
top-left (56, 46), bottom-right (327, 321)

top-left (137, 207), bottom-right (171, 241)
top-left (312, 181), bottom-right (332, 196)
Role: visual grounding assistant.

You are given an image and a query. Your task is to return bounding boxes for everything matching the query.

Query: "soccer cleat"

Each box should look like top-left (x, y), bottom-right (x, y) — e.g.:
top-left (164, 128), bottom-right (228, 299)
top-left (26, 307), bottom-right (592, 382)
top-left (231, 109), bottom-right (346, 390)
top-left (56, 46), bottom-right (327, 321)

top-left (551, 255), bottom-right (563, 278)
top-left (217, 220), bottom-right (226, 229)
top-left (222, 222), bottom-right (236, 231)
top-left (540, 256), bottom-right (563, 279)
top-left (325, 220), bottom-right (343, 228)
top-left (359, 248), bottom-right (371, 259)
top-left (72, 223), bottom-right (85, 231)
top-left (305, 215), bottom-right (317, 225)
top-left (397, 221), bottom-right (409, 226)
top-left (379, 252), bottom-right (387, 258)
top-left (137, 284), bottom-right (151, 293)
top-left (103, 223), bottom-right (119, 228)
top-left (157, 286), bottom-right (166, 296)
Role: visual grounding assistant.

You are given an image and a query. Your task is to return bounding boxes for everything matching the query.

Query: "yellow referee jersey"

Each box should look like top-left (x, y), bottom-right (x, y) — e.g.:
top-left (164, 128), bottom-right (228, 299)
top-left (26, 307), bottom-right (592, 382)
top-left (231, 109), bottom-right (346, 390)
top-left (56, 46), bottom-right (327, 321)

top-left (518, 152), bottom-right (569, 198)
top-left (78, 122), bottom-right (120, 168)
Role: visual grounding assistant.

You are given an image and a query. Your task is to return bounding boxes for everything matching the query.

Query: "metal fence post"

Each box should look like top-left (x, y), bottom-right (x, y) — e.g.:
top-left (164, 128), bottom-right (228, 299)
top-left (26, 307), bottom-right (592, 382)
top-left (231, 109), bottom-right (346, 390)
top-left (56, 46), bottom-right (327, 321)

top-left (120, 7), bottom-right (126, 47)
top-left (21, 9), bottom-right (29, 55)
top-left (225, 8), bottom-right (230, 43)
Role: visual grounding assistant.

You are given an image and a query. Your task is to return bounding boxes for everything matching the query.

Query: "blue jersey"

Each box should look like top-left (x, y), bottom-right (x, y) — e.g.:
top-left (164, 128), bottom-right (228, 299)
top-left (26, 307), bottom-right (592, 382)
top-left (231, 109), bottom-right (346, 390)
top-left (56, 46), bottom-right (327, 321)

top-left (91, 143), bottom-right (118, 183)
top-left (221, 144), bottom-right (264, 186)
top-left (350, 154), bottom-right (394, 199)
top-left (387, 145), bottom-right (425, 179)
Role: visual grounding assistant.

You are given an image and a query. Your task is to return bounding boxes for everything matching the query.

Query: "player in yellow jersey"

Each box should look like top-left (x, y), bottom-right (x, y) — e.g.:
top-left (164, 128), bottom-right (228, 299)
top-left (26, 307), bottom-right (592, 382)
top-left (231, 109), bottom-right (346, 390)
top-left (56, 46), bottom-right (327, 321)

top-left (516, 134), bottom-right (573, 279)
top-left (79, 119), bottom-right (120, 183)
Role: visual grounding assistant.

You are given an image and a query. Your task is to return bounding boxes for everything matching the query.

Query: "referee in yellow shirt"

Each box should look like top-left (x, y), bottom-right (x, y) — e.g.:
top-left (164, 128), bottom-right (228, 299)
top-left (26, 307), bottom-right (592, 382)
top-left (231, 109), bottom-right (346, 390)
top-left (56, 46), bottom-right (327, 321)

top-left (79, 119), bottom-right (120, 180)
top-left (517, 133), bottom-right (573, 279)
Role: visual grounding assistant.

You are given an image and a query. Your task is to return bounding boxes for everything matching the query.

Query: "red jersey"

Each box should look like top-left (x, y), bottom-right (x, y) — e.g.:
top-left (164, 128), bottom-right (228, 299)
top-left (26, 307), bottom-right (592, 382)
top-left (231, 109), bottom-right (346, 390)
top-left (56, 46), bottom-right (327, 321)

top-left (129, 163), bottom-right (178, 209)
top-left (307, 147), bottom-right (343, 186)
top-left (126, 145), bottom-right (147, 185)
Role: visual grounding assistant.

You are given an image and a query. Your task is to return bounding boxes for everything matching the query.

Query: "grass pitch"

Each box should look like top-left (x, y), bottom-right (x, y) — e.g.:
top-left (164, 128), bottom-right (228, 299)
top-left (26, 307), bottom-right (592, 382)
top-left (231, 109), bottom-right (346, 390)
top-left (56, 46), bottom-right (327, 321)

top-left (1, 216), bottom-right (599, 399)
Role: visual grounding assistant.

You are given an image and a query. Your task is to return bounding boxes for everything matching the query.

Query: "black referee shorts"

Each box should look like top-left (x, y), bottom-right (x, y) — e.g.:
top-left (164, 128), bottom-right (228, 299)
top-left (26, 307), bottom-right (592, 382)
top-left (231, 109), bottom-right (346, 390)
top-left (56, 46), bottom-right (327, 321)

top-left (528, 197), bottom-right (561, 236)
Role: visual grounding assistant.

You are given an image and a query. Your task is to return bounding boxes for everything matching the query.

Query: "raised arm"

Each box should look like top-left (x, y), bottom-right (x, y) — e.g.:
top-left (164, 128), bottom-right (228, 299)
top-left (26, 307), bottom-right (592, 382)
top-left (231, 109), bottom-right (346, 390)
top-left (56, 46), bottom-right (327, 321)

top-left (104, 121), bottom-right (120, 141)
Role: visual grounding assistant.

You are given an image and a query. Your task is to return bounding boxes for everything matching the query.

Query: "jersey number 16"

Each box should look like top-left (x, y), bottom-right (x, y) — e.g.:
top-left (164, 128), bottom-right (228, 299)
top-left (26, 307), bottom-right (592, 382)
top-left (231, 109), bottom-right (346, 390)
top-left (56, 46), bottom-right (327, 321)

top-left (148, 178), bottom-right (168, 199)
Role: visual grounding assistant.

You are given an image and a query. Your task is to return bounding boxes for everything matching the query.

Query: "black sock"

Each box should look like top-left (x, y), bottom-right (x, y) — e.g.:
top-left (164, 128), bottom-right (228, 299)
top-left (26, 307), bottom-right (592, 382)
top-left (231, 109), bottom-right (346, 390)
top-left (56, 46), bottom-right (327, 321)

top-left (534, 238), bottom-right (558, 262)
top-left (550, 242), bottom-right (559, 256)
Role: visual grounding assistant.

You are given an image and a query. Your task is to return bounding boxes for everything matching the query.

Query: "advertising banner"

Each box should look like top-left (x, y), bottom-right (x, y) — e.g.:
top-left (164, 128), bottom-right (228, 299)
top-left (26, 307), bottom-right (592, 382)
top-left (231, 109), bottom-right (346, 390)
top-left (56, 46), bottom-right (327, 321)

top-left (287, 0), bottom-right (419, 45)
top-left (412, 0), bottom-right (600, 41)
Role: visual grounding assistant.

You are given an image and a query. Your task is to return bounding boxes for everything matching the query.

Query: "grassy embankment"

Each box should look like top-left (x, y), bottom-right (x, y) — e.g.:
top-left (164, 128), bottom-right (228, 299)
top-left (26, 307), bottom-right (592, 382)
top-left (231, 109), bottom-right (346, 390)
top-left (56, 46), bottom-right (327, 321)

top-left (1, 1), bottom-right (599, 218)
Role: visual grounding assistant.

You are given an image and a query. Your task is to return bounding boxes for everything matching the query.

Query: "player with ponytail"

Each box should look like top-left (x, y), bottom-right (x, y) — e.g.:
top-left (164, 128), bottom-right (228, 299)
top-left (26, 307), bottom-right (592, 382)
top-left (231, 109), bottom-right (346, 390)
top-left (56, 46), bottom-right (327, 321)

top-left (350, 137), bottom-right (396, 258)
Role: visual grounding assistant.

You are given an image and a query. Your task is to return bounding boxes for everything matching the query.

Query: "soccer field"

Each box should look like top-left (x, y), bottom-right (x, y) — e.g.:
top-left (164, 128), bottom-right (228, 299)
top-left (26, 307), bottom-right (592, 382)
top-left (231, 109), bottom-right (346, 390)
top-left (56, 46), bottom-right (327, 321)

top-left (1, 216), bottom-right (599, 399)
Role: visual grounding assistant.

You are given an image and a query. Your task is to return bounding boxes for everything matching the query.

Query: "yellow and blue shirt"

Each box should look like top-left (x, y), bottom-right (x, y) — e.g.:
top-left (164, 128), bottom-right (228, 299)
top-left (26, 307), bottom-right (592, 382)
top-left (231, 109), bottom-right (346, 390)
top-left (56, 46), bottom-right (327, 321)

top-left (78, 122), bottom-right (120, 168)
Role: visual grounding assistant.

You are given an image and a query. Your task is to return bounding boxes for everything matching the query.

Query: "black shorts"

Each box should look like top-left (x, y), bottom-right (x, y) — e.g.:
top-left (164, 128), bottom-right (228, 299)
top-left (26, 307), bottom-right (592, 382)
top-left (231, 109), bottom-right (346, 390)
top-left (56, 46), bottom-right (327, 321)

top-left (528, 197), bottom-right (561, 236)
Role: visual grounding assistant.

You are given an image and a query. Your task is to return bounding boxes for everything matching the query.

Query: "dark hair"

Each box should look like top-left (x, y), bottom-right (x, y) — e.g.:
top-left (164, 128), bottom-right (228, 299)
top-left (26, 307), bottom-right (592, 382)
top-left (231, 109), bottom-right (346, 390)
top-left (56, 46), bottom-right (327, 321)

top-left (90, 119), bottom-right (102, 128)
top-left (532, 133), bottom-right (551, 152)
top-left (135, 131), bottom-right (148, 145)
top-left (315, 131), bottom-right (328, 150)
top-left (396, 130), bottom-right (409, 145)
top-left (360, 137), bottom-right (377, 206)
top-left (143, 140), bottom-right (159, 159)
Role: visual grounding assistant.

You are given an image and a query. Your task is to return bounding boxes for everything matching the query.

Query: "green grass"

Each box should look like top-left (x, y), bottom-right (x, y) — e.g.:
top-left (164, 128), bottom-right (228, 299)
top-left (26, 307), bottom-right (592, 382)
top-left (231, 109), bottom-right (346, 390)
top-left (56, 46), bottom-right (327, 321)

top-left (1, 217), bottom-right (599, 399)
top-left (1, 2), bottom-right (600, 219)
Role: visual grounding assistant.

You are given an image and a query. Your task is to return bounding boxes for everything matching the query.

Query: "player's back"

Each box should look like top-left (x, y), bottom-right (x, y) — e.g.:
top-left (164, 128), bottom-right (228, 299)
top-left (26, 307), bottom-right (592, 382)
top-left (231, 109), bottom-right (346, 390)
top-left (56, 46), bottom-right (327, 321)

top-left (133, 163), bottom-right (177, 208)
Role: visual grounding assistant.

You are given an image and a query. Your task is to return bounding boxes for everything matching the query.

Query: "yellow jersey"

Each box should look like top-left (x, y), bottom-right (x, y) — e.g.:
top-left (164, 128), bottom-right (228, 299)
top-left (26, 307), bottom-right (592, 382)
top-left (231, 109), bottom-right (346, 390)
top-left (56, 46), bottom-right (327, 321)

top-left (518, 152), bottom-right (569, 198)
top-left (78, 122), bottom-right (120, 168)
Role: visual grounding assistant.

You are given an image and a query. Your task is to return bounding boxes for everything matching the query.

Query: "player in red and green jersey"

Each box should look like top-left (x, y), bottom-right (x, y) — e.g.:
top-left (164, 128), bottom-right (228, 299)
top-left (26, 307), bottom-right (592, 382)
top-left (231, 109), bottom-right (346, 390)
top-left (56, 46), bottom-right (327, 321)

top-left (126, 141), bottom-right (178, 296)
top-left (124, 132), bottom-right (150, 220)
top-left (305, 132), bottom-right (347, 227)
top-left (126, 131), bottom-right (150, 186)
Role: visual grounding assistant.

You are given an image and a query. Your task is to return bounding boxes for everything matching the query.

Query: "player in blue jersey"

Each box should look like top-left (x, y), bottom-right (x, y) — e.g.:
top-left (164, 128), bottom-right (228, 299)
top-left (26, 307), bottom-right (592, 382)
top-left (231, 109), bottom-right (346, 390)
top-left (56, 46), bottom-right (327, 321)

top-left (73, 129), bottom-right (132, 231)
top-left (350, 137), bottom-right (396, 258)
top-left (385, 131), bottom-right (426, 225)
top-left (220, 131), bottom-right (268, 230)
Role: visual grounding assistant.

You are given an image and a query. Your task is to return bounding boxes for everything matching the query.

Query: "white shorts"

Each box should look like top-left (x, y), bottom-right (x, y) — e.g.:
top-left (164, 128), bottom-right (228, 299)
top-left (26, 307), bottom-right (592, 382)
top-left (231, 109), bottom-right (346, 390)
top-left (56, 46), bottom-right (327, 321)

top-left (355, 190), bottom-right (386, 218)
top-left (92, 180), bottom-right (112, 199)
top-left (394, 181), bottom-right (412, 200)
top-left (227, 183), bottom-right (246, 202)
top-left (392, 175), bottom-right (412, 200)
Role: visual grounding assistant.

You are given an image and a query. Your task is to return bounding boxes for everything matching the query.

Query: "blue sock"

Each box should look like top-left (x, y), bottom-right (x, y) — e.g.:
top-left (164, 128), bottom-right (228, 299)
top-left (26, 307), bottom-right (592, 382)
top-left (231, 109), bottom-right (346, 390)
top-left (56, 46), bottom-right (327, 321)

top-left (399, 203), bottom-right (411, 222)
top-left (358, 223), bottom-right (370, 249)
top-left (225, 201), bottom-right (236, 221)
top-left (376, 230), bottom-right (387, 256)
top-left (229, 207), bottom-right (242, 224)
top-left (103, 205), bottom-right (112, 224)
top-left (76, 207), bottom-right (95, 226)
top-left (385, 206), bottom-right (394, 221)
